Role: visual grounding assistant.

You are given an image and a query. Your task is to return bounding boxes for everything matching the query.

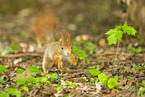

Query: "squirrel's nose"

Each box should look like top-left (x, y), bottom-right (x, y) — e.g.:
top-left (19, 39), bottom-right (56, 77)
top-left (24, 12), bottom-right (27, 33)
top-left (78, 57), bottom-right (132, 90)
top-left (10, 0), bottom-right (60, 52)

top-left (67, 52), bottom-right (70, 55)
top-left (66, 52), bottom-right (71, 56)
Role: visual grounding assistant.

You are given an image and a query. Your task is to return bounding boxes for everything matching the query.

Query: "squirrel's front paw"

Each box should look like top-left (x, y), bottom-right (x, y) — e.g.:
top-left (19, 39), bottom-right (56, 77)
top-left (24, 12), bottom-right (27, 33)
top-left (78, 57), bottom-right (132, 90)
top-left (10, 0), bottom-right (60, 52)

top-left (73, 61), bottom-right (77, 65)
top-left (58, 61), bottom-right (64, 72)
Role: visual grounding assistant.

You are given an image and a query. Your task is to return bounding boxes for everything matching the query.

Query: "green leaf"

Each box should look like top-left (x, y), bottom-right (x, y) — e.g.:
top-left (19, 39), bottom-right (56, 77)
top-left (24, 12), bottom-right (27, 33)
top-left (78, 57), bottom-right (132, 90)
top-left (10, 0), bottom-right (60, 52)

top-left (17, 77), bottom-right (26, 86)
top-left (85, 42), bottom-right (94, 53)
top-left (122, 22), bottom-right (136, 36)
top-left (137, 87), bottom-right (145, 97)
top-left (77, 50), bottom-right (86, 60)
top-left (88, 69), bottom-right (100, 76)
top-left (0, 65), bottom-right (6, 73)
top-left (3, 48), bottom-right (11, 55)
top-left (105, 22), bottom-right (137, 45)
top-left (23, 86), bottom-right (29, 92)
top-left (0, 92), bottom-right (8, 97)
top-left (47, 73), bottom-right (59, 81)
top-left (67, 80), bottom-right (76, 88)
top-left (106, 29), bottom-right (123, 45)
top-left (108, 75), bottom-right (118, 89)
top-left (20, 31), bottom-right (27, 37)
top-left (98, 73), bottom-right (108, 86)
top-left (11, 45), bottom-right (19, 51)
top-left (29, 66), bottom-right (42, 75)
top-left (0, 52), bottom-right (2, 56)
top-left (72, 46), bottom-right (79, 53)
top-left (57, 84), bottom-right (64, 93)
top-left (7, 88), bottom-right (21, 97)
top-left (0, 77), bottom-right (5, 83)
top-left (129, 46), bottom-right (143, 53)
top-left (36, 77), bottom-right (47, 83)
top-left (16, 69), bottom-right (24, 75)
top-left (27, 76), bottom-right (36, 84)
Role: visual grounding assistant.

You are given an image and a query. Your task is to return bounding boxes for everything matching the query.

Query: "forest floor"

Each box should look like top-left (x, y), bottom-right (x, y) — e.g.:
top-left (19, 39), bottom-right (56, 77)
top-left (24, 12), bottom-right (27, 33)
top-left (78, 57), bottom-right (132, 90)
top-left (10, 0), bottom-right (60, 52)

top-left (0, 0), bottom-right (145, 97)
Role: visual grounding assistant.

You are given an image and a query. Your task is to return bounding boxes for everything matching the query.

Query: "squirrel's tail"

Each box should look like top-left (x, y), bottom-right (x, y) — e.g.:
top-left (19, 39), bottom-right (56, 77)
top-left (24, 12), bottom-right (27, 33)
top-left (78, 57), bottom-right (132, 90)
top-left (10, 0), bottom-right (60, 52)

top-left (34, 13), bottom-right (56, 45)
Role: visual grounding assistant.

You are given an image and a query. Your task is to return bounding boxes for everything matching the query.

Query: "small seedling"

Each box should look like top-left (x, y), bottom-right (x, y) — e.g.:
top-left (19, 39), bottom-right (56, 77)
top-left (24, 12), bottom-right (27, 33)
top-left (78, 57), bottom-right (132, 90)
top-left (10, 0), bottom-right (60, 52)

top-left (0, 77), bottom-right (5, 83)
top-left (7, 88), bottom-right (22, 97)
top-left (137, 87), bottom-right (145, 97)
top-left (67, 80), bottom-right (76, 89)
top-left (28, 66), bottom-right (42, 75)
top-left (17, 77), bottom-right (26, 86)
top-left (57, 84), bottom-right (64, 93)
top-left (132, 64), bottom-right (139, 71)
top-left (16, 69), bottom-right (24, 75)
top-left (11, 45), bottom-right (19, 51)
top-left (0, 92), bottom-right (8, 97)
top-left (98, 73), bottom-right (108, 86)
top-left (0, 52), bottom-right (2, 56)
top-left (129, 46), bottom-right (143, 53)
top-left (88, 69), bottom-right (100, 76)
top-left (72, 46), bottom-right (86, 61)
top-left (0, 65), bottom-right (6, 73)
top-left (106, 22), bottom-right (137, 64)
top-left (107, 75), bottom-right (118, 89)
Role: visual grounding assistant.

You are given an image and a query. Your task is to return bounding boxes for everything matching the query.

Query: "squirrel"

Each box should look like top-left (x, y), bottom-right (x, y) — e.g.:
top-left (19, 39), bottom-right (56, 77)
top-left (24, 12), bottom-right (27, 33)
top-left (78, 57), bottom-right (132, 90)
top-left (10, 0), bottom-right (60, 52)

top-left (34, 13), bottom-right (76, 74)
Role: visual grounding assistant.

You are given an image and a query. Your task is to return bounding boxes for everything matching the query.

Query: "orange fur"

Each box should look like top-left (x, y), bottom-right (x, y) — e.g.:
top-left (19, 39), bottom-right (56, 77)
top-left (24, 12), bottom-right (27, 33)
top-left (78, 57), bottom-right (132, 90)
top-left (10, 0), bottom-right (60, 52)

top-left (34, 13), bottom-right (76, 74)
top-left (34, 13), bottom-right (56, 45)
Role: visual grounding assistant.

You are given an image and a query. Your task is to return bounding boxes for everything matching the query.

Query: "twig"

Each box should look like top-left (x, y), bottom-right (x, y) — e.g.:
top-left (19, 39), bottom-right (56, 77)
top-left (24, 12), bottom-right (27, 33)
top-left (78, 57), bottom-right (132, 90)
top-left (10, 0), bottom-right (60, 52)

top-left (114, 41), bottom-right (120, 65)
top-left (0, 53), bottom-right (42, 58)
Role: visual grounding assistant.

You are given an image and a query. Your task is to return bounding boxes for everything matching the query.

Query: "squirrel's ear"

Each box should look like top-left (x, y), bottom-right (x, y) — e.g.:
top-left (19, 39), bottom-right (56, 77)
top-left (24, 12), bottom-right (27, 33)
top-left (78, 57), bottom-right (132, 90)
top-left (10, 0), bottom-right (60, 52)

top-left (65, 31), bottom-right (70, 43)
top-left (60, 32), bottom-right (65, 44)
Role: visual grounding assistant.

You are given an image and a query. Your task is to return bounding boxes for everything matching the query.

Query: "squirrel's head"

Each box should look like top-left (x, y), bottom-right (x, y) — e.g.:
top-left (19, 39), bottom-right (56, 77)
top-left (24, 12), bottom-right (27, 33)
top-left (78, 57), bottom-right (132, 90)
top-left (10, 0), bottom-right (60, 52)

top-left (59, 32), bottom-right (72, 56)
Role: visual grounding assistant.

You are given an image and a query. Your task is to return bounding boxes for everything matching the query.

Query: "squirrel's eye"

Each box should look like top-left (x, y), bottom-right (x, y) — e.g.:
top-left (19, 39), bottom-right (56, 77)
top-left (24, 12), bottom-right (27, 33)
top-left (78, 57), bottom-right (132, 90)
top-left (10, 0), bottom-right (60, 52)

top-left (61, 47), bottom-right (63, 50)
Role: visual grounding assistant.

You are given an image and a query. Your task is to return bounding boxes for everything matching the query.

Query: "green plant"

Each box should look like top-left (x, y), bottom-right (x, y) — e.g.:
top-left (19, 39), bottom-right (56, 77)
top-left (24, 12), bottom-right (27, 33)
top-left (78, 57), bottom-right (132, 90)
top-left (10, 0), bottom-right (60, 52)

top-left (7, 88), bottom-right (22, 97)
top-left (28, 66), bottom-right (42, 75)
top-left (105, 22), bottom-right (137, 64)
top-left (67, 80), bottom-right (76, 89)
top-left (57, 84), bottom-right (64, 93)
top-left (129, 46), bottom-right (143, 53)
top-left (2, 48), bottom-right (11, 55)
top-left (17, 77), bottom-right (26, 86)
top-left (72, 46), bottom-right (86, 61)
top-left (85, 41), bottom-right (94, 53)
top-left (0, 77), bottom-right (5, 83)
top-left (0, 65), bottom-right (6, 73)
top-left (88, 69), bottom-right (100, 76)
top-left (11, 45), bottom-right (19, 51)
top-left (0, 92), bottom-right (8, 97)
top-left (107, 75), bottom-right (118, 89)
top-left (132, 64), bottom-right (139, 71)
top-left (1, 44), bottom-right (20, 55)
top-left (0, 52), bottom-right (2, 56)
top-left (47, 72), bottom-right (59, 81)
top-left (27, 76), bottom-right (36, 84)
top-left (98, 73), bottom-right (108, 86)
top-left (16, 69), bottom-right (24, 75)
top-left (22, 86), bottom-right (29, 92)
top-left (106, 22), bottom-right (136, 45)
top-left (137, 87), bottom-right (145, 97)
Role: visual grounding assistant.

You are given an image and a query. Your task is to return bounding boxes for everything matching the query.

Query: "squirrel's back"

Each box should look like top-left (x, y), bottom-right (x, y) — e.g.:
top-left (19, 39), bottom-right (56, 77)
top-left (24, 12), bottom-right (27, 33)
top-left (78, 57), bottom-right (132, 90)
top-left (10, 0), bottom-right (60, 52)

top-left (34, 13), bottom-right (56, 45)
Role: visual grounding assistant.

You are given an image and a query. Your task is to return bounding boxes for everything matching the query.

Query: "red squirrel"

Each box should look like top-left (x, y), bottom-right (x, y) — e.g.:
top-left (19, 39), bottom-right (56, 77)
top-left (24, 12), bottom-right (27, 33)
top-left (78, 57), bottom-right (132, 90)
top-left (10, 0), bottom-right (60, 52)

top-left (34, 13), bottom-right (76, 74)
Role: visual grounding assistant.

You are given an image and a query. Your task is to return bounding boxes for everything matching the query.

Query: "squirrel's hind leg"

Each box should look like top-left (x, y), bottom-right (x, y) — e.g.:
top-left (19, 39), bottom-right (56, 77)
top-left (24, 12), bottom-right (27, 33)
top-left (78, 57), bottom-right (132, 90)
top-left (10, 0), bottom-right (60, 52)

top-left (42, 57), bottom-right (53, 74)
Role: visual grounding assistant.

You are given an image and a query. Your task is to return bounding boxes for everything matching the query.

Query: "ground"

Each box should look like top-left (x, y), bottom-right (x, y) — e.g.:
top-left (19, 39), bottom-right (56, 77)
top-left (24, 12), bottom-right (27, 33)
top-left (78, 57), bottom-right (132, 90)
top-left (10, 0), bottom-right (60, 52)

top-left (0, 0), bottom-right (145, 97)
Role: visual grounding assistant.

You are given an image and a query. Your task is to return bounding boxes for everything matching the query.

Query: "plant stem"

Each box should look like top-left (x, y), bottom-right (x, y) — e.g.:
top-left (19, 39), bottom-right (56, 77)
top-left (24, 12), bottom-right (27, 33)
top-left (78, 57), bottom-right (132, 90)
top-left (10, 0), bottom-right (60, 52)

top-left (114, 41), bottom-right (120, 65)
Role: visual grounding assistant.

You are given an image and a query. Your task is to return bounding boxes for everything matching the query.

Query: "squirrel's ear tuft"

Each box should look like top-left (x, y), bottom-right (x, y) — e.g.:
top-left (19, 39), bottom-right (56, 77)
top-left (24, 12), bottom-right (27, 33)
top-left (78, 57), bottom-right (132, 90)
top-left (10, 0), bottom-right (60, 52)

top-left (60, 32), bottom-right (65, 44)
top-left (65, 31), bottom-right (70, 43)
